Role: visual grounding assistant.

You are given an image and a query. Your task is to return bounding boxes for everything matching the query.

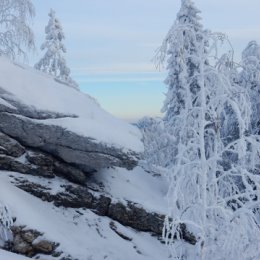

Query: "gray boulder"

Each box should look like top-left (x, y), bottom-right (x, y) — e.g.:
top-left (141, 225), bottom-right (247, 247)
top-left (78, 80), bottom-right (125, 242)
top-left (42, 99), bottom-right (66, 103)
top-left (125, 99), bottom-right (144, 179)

top-left (0, 132), bottom-right (25, 157)
top-left (0, 58), bottom-right (143, 175)
top-left (0, 112), bottom-right (139, 172)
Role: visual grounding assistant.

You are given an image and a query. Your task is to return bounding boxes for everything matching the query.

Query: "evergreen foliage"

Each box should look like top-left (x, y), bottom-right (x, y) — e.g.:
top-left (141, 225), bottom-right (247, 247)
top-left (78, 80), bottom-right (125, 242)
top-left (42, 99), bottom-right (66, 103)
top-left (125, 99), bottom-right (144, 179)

top-left (35, 9), bottom-right (78, 90)
top-left (154, 1), bottom-right (260, 259)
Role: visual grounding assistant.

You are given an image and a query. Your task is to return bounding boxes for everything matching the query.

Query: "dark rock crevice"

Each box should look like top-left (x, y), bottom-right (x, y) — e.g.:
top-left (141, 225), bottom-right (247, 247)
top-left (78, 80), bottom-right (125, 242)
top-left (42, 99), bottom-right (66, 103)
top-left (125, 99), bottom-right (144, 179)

top-left (0, 149), bottom-right (89, 185)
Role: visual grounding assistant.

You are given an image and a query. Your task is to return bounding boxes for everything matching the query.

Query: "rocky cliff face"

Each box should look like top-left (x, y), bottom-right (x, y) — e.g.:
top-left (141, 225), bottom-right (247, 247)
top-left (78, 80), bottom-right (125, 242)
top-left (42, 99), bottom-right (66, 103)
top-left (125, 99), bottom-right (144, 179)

top-left (1, 167), bottom-right (196, 260)
top-left (0, 57), bottom-right (191, 260)
top-left (0, 58), bottom-right (143, 176)
top-left (0, 108), bottom-right (139, 173)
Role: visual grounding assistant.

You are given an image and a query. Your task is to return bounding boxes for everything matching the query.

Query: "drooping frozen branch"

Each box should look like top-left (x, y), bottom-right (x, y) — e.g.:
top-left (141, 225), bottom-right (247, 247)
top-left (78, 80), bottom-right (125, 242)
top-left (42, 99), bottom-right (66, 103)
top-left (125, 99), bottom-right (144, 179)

top-left (0, 0), bottom-right (35, 60)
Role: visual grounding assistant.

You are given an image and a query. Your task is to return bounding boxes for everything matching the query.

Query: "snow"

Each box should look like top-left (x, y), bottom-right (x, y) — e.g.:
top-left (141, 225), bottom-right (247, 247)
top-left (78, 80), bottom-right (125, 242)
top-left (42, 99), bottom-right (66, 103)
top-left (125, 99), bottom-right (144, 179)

top-left (35, 9), bottom-right (78, 90)
top-left (0, 171), bottom-right (169, 260)
top-left (0, 249), bottom-right (32, 260)
top-left (0, 97), bottom-right (16, 109)
top-left (0, 57), bottom-right (143, 153)
top-left (7, 166), bottom-right (169, 214)
top-left (95, 166), bottom-right (168, 213)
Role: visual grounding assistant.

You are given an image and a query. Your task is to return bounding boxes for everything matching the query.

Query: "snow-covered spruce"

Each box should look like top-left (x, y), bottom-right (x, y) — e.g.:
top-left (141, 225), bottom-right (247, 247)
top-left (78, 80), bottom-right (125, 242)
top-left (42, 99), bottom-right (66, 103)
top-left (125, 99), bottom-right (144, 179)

top-left (158, 0), bottom-right (260, 259)
top-left (0, 0), bottom-right (35, 60)
top-left (240, 41), bottom-right (260, 135)
top-left (35, 9), bottom-right (78, 90)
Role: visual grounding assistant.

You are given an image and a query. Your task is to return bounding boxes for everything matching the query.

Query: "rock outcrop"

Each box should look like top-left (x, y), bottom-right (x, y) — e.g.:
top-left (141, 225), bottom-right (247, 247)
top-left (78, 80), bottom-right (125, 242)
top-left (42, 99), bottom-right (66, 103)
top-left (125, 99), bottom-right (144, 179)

top-left (0, 110), bottom-right (139, 174)
top-left (0, 58), bottom-right (143, 177)
top-left (0, 111), bottom-right (139, 172)
top-left (5, 226), bottom-right (62, 258)
top-left (0, 132), bottom-right (90, 184)
top-left (0, 57), bottom-right (180, 260)
top-left (12, 177), bottom-right (197, 245)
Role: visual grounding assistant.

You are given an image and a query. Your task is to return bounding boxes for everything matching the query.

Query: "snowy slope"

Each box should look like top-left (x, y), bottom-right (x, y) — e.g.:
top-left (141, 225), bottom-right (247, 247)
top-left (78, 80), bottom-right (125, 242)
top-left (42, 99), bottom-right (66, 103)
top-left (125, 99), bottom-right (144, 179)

top-left (0, 57), bottom-right (168, 260)
top-left (0, 171), bottom-right (169, 260)
top-left (0, 57), bottom-right (143, 153)
top-left (0, 249), bottom-right (32, 260)
top-left (94, 166), bottom-right (168, 213)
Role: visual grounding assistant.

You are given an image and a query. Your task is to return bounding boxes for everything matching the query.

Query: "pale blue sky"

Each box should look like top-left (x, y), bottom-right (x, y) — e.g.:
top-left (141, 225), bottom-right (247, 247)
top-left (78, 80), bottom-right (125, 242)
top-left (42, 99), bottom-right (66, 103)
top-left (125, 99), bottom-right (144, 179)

top-left (31, 0), bottom-right (260, 120)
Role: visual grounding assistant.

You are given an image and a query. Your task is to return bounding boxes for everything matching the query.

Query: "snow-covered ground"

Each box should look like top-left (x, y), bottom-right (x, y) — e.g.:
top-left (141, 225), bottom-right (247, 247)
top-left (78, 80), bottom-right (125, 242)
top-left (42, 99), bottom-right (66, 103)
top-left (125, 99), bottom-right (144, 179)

top-left (95, 166), bottom-right (168, 213)
top-left (0, 249), bottom-right (32, 260)
top-left (0, 168), bottom-right (169, 260)
top-left (0, 57), bottom-right (143, 153)
top-left (0, 56), bottom-right (168, 260)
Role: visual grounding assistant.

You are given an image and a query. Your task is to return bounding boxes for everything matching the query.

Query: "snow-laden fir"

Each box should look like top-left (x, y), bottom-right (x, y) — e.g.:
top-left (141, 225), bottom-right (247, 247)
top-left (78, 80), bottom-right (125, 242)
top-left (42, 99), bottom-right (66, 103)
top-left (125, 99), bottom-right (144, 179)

top-left (35, 9), bottom-right (78, 90)
top-left (141, 0), bottom-right (260, 259)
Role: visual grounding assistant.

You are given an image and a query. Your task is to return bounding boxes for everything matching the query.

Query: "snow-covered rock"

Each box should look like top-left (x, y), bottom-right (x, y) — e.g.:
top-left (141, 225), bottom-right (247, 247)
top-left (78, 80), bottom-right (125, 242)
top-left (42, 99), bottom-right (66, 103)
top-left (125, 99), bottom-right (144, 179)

top-left (0, 57), bottom-right (176, 260)
top-left (0, 169), bottom-right (171, 260)
top-left (0, 57), bottom-right (143, 172)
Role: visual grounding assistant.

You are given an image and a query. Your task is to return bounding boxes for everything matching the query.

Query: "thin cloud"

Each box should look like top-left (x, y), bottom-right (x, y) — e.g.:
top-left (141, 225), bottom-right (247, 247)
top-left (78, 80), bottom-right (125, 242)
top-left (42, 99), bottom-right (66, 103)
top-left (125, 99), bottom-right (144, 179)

top-left (77, 76), bottom-right (164, 84)
top-left (71, 63), bottom-right (160, 74)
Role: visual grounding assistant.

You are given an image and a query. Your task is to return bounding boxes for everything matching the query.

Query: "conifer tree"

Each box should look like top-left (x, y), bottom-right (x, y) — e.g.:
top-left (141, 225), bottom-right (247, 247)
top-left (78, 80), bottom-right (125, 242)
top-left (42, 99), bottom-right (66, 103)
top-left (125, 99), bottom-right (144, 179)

top-left (240, 41), bottom-right (260, 134)
top-left (35, 9), bottom-right (78, 90)
top-left (158, 1), bottom-right (260, 259)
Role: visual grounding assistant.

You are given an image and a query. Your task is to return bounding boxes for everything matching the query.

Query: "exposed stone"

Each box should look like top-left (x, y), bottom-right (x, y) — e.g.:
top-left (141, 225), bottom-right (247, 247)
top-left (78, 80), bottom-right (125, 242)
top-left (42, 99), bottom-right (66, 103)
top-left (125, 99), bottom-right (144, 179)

top-left (53, 161), bottom-right (88, 185)
top-left (0, 147), bottom-right (89, 184)
top-left (9, 226), bottom-right (57, 257)
top-left (60, 256), bottom-right (79, 260)
top-left (13, 236), bottom-right (33, 255)
top-left (92, 195), bottom-right (112, 216)
top-left (0, 154), bottom-right (55, 179)
top-left (14, 179), bottom-right (197, 245)
top-left (0, 156), bottom-right (31, 173)
top-left (26, 151), bottom-right (54, 168)
top-left (0, 82), bottom-right (141, 184)
top-left (108, 202), bottom-right (164, 235)
top-left (0, 132), bottom-right (25, 157)
top-left (12, 181), bottom-right (53, 203)
top-left (33, 240), bottom-right (54, 254)
top-left (52, 251), bottom-right (63, 257)
top-left (0, 112), bottom-right (139, 172)
top-left (27, 166), bottom-right (55, 179)
top-left (54, 185), bottom-right (93, 208)
top-left (26, 150), bottom-right (88, 184)
top-left (21, 230), bottom-right (41, 244)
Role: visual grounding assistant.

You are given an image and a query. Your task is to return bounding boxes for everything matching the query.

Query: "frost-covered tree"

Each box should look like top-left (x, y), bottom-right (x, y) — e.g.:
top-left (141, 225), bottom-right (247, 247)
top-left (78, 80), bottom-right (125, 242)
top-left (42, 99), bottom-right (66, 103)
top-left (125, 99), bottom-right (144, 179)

top-left (240, 41), bottom-right (260, 134)
top-left (159, 0), bottom-right (203, 127)
top-left (158, 1), bottom-right (260, 259)
top-left (137, 117), bottom-right (175, 169)
top-left (0, 202), bottom-right (13, 248)
top-left (0, 0), bottom-right (35, 60)
top-left (35, 9), bottom-right (78, 90)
